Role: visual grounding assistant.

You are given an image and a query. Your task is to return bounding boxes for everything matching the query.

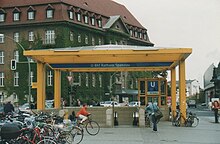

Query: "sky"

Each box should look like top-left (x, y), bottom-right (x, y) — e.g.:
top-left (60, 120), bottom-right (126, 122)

top-left (114, 0), bottom-right (220, 88)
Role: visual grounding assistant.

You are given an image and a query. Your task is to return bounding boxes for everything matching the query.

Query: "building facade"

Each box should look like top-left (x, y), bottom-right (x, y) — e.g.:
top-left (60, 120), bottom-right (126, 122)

top-left (203, 62), bottom-right (220, 104)
top-left (0, 0), bottom-right (154, 105)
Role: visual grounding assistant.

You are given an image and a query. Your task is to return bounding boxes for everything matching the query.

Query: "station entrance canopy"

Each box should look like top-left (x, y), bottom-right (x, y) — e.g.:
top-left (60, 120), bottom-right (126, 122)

top-left (24, 45), bottom-right (192, 123)
top-left (24, 45), bottom-right (191, 72)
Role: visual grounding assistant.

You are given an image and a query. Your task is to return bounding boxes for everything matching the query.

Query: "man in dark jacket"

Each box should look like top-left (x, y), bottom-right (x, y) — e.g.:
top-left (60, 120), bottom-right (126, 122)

top-left (4, 101), bottom-right (14, 114)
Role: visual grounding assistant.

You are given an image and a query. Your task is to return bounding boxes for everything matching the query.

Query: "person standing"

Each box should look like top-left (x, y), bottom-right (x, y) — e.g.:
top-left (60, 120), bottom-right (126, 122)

top-left (146, 102), bottom-right (159, 132)
top-left (212, 100), bottom-right (220, 123)
top-left (4, 101), bottom-right (14, 115)
top-left (77, 99), bottom-right (81, 107)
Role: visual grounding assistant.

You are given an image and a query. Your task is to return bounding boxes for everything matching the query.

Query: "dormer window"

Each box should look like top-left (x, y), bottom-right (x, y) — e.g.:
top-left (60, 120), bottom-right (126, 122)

top-left (68, 6), bottom-right (74, 20)
top-left (134, 31), bottom-right (138, 38)
top-left (139, 33), bottom-right (142, 39)
top-left (84, 15), bottom-right (88, 24)
top-left (0, 9), bottom-right (6, 22)
top-left (46, 5), bottom-right (54, 19)
top-left (97, 19), bottom-right (102, 28)
top-left (91, 17), bottom-right (95, 26)
top-left (28, 11), bottom-right (35, 20)
top-left (14, 13), bottom-right (20, 21)
top-left (13, 7), bottom-right (21, 21)
top-left (69, 11), bottom-right (74, 20)
top-left (129, 30), bottom-right (133, 36)
top-left (144, 34), bottom-right (147, 40)
top-left (27, 6), bottom-right (36, 20)
top-left (47, 9), bottom-right (53, 18)
top-left (77, 13), bottom-right (81, 21)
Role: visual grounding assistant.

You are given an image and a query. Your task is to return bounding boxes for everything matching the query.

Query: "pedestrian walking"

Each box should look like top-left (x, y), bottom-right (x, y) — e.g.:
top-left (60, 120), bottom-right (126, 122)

top-left (145, 102), bottom-right (159, 132)
top-left (212, 100), bottom-right (220, 123)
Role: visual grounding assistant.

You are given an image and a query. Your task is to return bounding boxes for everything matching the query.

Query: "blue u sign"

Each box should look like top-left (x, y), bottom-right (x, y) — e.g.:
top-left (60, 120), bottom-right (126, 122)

top-left (147, 81), bottom-right (159, 95)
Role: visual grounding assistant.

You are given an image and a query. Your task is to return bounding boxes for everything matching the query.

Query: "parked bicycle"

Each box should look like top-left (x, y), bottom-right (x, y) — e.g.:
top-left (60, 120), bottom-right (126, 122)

top-left (77, 114), bottom-right (100, 136)
top-left (172, 110), bottom-right (199, 127)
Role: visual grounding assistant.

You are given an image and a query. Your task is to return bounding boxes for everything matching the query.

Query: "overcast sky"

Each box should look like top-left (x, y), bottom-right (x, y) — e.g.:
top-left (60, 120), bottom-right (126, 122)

top-left (114, 0), bottom-right (220, 88)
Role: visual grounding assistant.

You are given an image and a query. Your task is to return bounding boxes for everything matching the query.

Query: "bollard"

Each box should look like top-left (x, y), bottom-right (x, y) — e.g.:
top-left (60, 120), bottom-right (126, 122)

top-left (133, 111), bottom-right (139, 126)
top-left (114, 111), bottom-right (118, 126)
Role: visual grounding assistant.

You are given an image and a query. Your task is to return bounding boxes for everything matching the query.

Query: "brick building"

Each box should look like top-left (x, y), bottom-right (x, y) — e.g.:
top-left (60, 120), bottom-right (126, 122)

top-left (0, 0), bottom-right (154, 105)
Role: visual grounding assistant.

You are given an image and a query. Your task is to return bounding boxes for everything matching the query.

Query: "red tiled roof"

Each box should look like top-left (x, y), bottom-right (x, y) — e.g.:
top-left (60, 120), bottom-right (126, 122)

top-left (0, 0), bottom-right (144, 29)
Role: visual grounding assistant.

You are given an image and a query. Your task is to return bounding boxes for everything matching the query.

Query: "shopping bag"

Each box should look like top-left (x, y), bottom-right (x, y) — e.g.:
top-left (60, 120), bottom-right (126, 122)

top-left (155, 110), bottom-right (163, 119)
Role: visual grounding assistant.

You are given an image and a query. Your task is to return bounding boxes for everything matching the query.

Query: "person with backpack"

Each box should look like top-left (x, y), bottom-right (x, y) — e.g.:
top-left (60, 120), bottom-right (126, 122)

top-left (145, 102), bottom-right (159, 132)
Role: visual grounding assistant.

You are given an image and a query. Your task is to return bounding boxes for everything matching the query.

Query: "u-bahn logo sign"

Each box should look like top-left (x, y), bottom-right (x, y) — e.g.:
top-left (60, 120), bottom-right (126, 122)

top-left (50, 62), bottom-right (172, 69)
top-left (147, 81), bottom-right (159, 95)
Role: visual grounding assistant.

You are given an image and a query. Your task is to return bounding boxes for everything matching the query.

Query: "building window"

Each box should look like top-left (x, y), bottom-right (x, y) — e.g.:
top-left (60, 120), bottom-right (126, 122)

top-left (0, 72), bottom-right (4, 87)
top-left (92, 37), bottom-right (95, 46)
top-left (134, 31), bottom-right (138, 38)
top-left (97, 19), bottom-right (102, 28)
top-left (69, 11), bottom-right (74, 20)
top-left (0, 13), bottom-right (5, 22)
top-left (45, 30), bottom-right (55, 44)
top-left (13, 12), bottom-right (20, 21)
top-left (85, 73), bottom-right (89, 87)
top-left (78, 34), bottom-right (81, 43)
top-left (28, 11), bottom-right (35, 20)
top-left (130, 30), bottom-right (133, 36)
top-left (30, 71), bottom-right (34, 86)
top-left (77, 13), bottom-right (81, 21)
top-left (46, 9), bottom-right (53, 19)
top-left (144, 34), bottom-right (147, 40)
top-left (14, 72), bottom-right (19, 86)
top-left (99, 74), bottom-right (102, 88)
top-left (29, 31), bottom-right (34, 41)
top-left (0, 34), bottom-right (4, 43)
top-left (85, 35), bottom-right (88, 44)
top-left (84, 15), bottom-right (88, 24)
top-left (14, 32), bottom-right (19, 42)
top-left (98, 38), bottom-right (102, 45)
top-left (91, 17), bottom-right (95, 26)
top-left (14, 50), bottom-right (19, 62)
top-left (92, 74), bottom-right (95, 87)
top-left (70, 31), bottom-right (74, 41)
top-left (0, 51), bottom-right (4, 64)
top-left (47, 71), bottom-right (53, 86)
top-left (139, 33), bottom-right (142, 39)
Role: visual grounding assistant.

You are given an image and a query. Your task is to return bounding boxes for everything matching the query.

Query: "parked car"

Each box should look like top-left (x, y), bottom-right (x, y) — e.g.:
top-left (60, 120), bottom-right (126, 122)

top-left (188, 100), bottom-right (196, 108)
top-left (128, 101), bottom-right (140, 107)
top-left (100, 101), bottom-right (120, 107)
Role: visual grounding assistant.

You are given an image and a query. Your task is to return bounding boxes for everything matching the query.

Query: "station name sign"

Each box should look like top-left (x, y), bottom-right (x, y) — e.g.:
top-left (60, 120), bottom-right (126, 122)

top-left (50, 62), bottom-right (172, 69)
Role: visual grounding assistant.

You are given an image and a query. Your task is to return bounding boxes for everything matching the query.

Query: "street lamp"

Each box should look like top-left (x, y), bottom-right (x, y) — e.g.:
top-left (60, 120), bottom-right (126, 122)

top-left (0, 33), bottom-right (31, 104)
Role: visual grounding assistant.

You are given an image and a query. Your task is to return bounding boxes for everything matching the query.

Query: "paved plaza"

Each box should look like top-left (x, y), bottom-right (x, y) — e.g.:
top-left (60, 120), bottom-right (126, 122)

top-left (81, 116), bottom-right (220, 144)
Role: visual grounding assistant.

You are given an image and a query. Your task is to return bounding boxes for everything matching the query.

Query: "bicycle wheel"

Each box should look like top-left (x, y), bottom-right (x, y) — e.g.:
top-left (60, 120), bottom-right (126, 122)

top-left (85, 120), bottom-right (100, 136)
top-left (71, 126), bottom-right (84, 144)
top-left (42, 125), bottom-right (54, 137)
top-left (58, 131), bottom-right (74, 144)
top-left (37, 139), bottom-right (57, 144)
top-left (191, 117), bottom-right (199, 127)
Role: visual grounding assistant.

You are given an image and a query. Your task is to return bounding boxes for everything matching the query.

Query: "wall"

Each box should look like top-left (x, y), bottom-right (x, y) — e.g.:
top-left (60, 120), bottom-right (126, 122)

top-left (42, 106), bottom-right (169, 127)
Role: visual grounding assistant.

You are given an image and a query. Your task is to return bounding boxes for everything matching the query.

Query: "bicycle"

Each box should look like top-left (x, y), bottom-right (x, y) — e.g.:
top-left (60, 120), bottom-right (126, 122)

top-left (145, 111), bottom-right (160, 127)
top-left (172, 110), bottom-right (199, 127)
top-left (77, 114), bottom-right (100, 136)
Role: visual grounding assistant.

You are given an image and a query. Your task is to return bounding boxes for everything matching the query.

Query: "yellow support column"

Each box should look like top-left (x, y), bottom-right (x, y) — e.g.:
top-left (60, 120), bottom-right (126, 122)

top-left (171, 68), bottom-right (176, 117)
top-left (54, 70), bottom-right (61, 109)
top-left (37, 62), bottom-right (46, 110)
top-left (179, 60), bottom-right (186, 125)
